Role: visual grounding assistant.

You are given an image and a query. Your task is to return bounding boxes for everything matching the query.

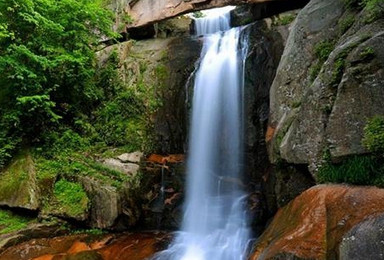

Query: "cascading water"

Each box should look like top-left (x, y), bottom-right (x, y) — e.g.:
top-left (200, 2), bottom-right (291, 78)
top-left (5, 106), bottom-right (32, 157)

top-left (153, 7), bottom-right (250, 260)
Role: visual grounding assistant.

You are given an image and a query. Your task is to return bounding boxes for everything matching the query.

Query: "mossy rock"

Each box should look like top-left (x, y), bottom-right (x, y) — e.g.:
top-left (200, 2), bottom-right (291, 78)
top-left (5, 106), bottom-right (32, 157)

top-left (0, 150), bottom-right (39, 210)
top-left (42, 179), bottom-right (89, 221)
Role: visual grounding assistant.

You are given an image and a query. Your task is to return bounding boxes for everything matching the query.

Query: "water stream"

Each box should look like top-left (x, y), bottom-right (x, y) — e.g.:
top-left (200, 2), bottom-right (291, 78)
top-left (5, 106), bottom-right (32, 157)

top-left (153, 7), bottom-right (250, 260)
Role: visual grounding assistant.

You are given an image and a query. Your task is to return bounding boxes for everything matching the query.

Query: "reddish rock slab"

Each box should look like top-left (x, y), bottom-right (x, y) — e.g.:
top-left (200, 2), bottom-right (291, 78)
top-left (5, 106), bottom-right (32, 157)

top-left (250, 185), bottom-right (384, 260)
top-left (0, 232), bottom-right (171, 260)
top-left (147, 154), bottom-right (185, 165)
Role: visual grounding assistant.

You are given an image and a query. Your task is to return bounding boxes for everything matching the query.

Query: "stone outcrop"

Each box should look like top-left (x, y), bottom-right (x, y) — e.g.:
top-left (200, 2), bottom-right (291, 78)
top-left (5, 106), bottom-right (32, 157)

top-left (0, 151), bottom-right (39, 210)
top-left (123, 0), bottom-right (290, 29)
top-left (99, 35), bottom-right (201, 154)
top-left (250, 185), bottom-right (384, 260)
top-left (267, 0), bottom-right (384, 174)
top-left (80, 177), bottom-right (122, 229)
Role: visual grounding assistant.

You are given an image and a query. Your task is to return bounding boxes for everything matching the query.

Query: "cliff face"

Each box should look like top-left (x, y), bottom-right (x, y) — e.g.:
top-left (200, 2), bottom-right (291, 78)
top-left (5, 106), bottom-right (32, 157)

top-left (267, 0), bottom-right (384, 175)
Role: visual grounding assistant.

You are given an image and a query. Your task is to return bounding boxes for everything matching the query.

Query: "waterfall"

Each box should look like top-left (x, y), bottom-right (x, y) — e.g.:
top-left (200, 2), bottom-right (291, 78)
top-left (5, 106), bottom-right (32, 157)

top-left (153, 7), bottom-right (250, 260)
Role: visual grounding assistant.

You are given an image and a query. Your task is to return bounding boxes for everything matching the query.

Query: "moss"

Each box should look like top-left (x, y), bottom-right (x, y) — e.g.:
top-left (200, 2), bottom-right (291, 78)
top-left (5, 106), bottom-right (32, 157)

top-left (52, 179), bottom-right (89, 218)
top-left (363, 115), bottom-right (384, 154)
top-left (339, 14), bottom-right (355, 35)
top-left (314, 40), bottom-right (335, 62)
top-left (360, 46), bottom-right (375, 60)
top-left (0, 152), bottom-right (32, 203)
top-left (0, 209), bottom-right (35, 234)
top-left (309, 63), bottom-right (323, 82)
top-left (309, 40), bottom-right (335, 82)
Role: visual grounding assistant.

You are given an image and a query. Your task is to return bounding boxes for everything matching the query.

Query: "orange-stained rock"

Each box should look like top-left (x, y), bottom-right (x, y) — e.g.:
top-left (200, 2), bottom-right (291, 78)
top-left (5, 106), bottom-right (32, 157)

top-left (250, 185), bottom-right (384, 260)
top-left (0, 232), bottom-right (171, 260)
top-left (265, 125), bottom-right (275, 143)
top-left (147, 154), bottom-right (185, 165)
top-left (66, 241), bottom-right (91, 254)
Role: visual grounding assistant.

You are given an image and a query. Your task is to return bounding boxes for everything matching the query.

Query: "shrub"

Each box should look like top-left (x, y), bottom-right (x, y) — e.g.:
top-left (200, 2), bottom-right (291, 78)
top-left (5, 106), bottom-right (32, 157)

top-left (318, 153), bottom-right (382, 185)
top-left (363, 115), bottom-right (384, 154)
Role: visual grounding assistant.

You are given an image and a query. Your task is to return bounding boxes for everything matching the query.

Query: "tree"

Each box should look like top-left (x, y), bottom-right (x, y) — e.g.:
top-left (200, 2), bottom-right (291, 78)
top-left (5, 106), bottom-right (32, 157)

top-left (0, 0), bottom-right (117, 167)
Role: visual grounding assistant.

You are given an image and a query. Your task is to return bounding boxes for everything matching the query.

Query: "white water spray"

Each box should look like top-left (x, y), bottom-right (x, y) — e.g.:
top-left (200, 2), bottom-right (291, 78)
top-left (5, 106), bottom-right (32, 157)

top-left (154, 7), bottom-right (250, 260)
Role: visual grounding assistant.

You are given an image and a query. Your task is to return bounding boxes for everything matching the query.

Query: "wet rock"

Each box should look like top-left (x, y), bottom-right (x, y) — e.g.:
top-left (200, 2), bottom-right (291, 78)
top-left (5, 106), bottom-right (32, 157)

top-left (0, 232), bottom-right (171, 260)
top-left (339, 213), bottom-right (384, 260)
top-left (0, 151), bottom-right (39, 210)
top-left (117, 151), bottom-right (143, 163)
top-left (250, 185), bottom-right (384, 260)
top-left (0, 223), bottom-right (67, 254)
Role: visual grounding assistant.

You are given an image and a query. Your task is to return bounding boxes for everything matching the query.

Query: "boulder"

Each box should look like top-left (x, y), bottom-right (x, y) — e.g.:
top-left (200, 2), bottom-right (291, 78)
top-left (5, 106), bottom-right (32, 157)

top-left (250, 185), bottom-right (384, 260)
top-left (339, 213), bottom-right (384, 260)
top-left (102, 158), bottom-right (140, 176)
top-left (80, 177), bottom-right (121, 229)
top-left (0, 151), bottom-right (39, 210)
top-left (117, 151), bottom-right (143, 163)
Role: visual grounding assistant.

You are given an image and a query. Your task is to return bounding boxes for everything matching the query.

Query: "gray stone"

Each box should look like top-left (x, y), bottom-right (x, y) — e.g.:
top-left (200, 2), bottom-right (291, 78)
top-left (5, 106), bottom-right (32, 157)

top-left (340, 213), bottom-right (384, 260)
top-left (103, 158), bottom-right (140, 176)
top-left (268, 0), bottom-right (384, 174)
top-left (80, 177), bottom-right (121, 229)
top-left (117, 151), bottom-right (143, 163)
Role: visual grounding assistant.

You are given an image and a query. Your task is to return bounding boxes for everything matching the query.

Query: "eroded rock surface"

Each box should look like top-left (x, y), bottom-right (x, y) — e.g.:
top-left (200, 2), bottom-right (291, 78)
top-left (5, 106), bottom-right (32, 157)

top-left (251, 185), bottom-right (384, 260)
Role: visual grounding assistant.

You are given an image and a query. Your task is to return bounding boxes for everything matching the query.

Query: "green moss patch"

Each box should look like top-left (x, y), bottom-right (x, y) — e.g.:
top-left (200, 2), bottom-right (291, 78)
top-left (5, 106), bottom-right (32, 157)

top-left (0, 151), bottom-right (35, 206)
top-left (0, 209), bottom-right (35, 234)
top-left (51, 179), bottom-right (89, 218)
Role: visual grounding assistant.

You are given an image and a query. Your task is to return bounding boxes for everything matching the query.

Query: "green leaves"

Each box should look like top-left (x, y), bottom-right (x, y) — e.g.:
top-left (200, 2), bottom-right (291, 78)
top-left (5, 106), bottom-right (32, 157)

top-left (0, 0), bottom-right (117, 167)
top-left (363, 115), bottom-right (384, 154)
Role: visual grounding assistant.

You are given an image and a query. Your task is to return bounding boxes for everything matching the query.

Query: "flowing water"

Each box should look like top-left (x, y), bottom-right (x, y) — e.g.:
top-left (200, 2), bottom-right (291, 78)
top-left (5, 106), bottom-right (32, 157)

top-left (153, 7), bottom-right (250, 260)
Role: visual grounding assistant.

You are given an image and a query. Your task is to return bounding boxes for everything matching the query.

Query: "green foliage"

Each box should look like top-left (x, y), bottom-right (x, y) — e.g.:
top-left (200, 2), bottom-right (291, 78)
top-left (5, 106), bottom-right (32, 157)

top-left (0, 209), bottom-right (34, 234)
top-left (360, 46), bottom-right (375, 60)
top-left (192, 11), bottom-right (205, 19)
top-left (0, 0), bottom-right (117, 167)
top-left (363, 115), bottom-right (384, 154)
top-left (343, 0), bottom-right (384, 20)
top-left (53, 179), bottom-right (89, 217)
top-left (309, 40), bottom-right (335, 82)
top-left (274, 14), bottom-right (297, 26)
top-left (363, 0), bottom-right (384, 21)
top-left (339, 15), bottom-right (355, 34)
top-left (318, 151), bottom-right (384, 186)
top-left (314, 40), bottom-right (335, 62)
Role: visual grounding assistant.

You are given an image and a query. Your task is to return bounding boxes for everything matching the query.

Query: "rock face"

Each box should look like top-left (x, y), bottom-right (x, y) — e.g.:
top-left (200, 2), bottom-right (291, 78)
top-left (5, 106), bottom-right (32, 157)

top-left (99, 35), bottom-right (201, 154)
top-left (124, 0), bottom-right (290, 29)
top-left (251, 185), bottom-right (384, 260)
top-left (339, 213), bottom-right (384, 260)
top-left (267, 0), bottom-right (384, 174)
top-left (0, 151), bottom-right (39, 210)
